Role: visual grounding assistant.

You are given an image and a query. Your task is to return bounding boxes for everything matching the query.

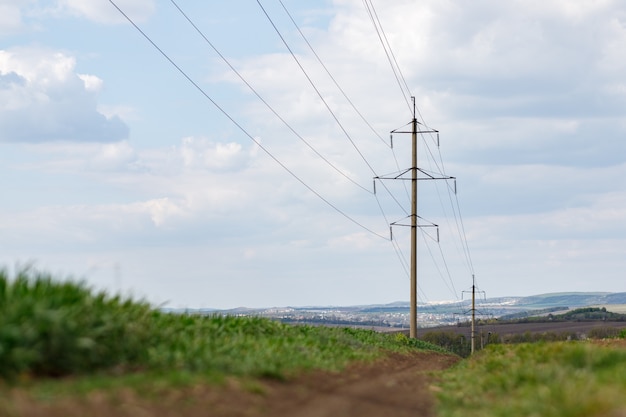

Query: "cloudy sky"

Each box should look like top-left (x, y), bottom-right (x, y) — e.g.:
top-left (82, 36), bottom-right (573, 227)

top-left (1, 0), bottom-right (625, 309)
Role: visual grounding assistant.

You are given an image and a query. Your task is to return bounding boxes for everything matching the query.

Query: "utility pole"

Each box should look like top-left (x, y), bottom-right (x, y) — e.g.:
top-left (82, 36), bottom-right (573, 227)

top-left (376, 97), bottom-right (453, 339)
top-left (471, 274), bottom-right (476, 355)
top-left (410, 98), bottom-right (418, 339)
top-left (463, 275), bottom-right (485, 355)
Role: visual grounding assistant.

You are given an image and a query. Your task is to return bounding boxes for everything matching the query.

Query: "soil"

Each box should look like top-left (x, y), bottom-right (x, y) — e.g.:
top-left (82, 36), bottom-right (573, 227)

top-left (3, 351), bottom-right (460, 417)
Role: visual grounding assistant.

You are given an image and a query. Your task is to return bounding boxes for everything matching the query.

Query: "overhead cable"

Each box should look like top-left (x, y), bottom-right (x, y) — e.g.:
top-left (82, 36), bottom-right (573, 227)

top-left (256, 0), bottom-right (380, 177)
top-left (278, 0), bottom-right (389, 148)
top-left (108, 0), bottom-right (389, 241)
top-left (168, 0), bottom-right (372, 195)
top-left (257, 0), bottom-right (414, 249)
top-left (362, 0), bottom-right (412, 115)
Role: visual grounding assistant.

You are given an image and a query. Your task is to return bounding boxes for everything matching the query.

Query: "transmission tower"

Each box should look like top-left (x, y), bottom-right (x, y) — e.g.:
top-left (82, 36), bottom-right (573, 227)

top-left (462, 275), bottom-right (486, 354)
top-left (375, 97), bottom-right (455, 339)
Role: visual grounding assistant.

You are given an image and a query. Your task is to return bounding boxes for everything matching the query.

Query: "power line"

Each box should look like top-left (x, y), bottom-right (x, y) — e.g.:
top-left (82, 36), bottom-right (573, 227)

top-left (362, 0), bottom-right (446, 183)
top-left (256, 0), bottom-right (380, 177)
top-left (278, 3), bottom-right (457, 294)
top-left (108, 0), bottom-right (389, 241)
top-left (421, 228), bottom-right (460, 300)
top-left (111, 0), bottom-right (478, 311)
top-left (279, 0), bottom-right (413, 209)
top-left (278, 0), bottom-right (389, 148)
top-left (168, 0), bottom-right (372, 195)
top-left (279, 0), bottom-right (452, 293)
top-left (424, 134), bottom-right (476, 275)
top-left (364, 0), bottom-right (412, 98)
top-left (256, 0), bottom-right (421, 273)
top-left (362, 0), bottom-right (412, 115)
top-left (360, 0), bottom-right (478, 310)
top-left (391, 237), bottom-right (410, 279)
top-left (258, 0), bottom-right (424, 245)
top-left (169, 0), bottom-right (418, 282)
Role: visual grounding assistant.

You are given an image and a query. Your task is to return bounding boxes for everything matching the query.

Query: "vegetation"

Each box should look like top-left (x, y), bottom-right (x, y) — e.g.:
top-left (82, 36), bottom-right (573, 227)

top-left (491, 307), bottom-right (626, 325)
top-left (518, 293), bottom-right (617, 309)
top-left (437, 341), bottom-right (626, 417)
top-left (0, 268), bottom-right (155, 379)
top-left (587, 326), bottom-right (624, 339)
top-left (0, 268), bottom-right (442, 383)
top-left (421, 331), bottom-right (473, 358)
top-left (558, 307), bottom-right (626, 321)
top-left (498, 306), bottom-right (568, 320)
top-left (9, 268), bottom-right (626, 416)
top-left (421, 316), bottom-right (626, 357)
top-left (498, 330), bottom-right (577, 344)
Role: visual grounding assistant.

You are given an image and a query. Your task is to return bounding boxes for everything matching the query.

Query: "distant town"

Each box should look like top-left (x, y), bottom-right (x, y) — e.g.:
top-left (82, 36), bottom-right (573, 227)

top-left (165, 292), bottom-right (626, 330)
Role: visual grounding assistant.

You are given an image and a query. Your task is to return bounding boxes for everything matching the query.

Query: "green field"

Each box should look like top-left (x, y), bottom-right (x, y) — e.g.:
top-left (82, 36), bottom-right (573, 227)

top-left (437, 340), bottom-right (626, 417)
top-left (3, 268), bottom-right (626, 417)
top-left (0, 269), bottom-right (441, 393)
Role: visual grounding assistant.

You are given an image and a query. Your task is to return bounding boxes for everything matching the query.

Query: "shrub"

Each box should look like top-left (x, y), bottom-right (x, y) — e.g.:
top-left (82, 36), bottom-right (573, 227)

top-left (421, 331), bottom-right (471, 357)
top-left (588, 327), bottom-right (622, 339)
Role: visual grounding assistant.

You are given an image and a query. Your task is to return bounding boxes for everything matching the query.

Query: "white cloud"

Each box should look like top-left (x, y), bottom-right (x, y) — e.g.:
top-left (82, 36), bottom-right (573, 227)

top-left (0, 46), bottom-right (128, 143)
top-left (327, 232), bottom-right (377, 250)
top-left (140, 198), bottom-right (186, 227)
top-left (16, 140), bottom-right (139, 174)
top-left (178, 136), bottom-right (248, 172)
top-left (0, 0), bottom-right (156, 39)
top-left (78, 74), bottom-right (103, 93)
top-left (322, 0), bottom-right (622, 124)
top-left (58, 0), bottom-right (155, 24)
top-left (0, 2), bottom-right (26, 37)
top-left (598, 16), bottom-right (626, 75)
top-left (98, 104), bottom-right (138, 122)
top-left (91, 141), bottom-right (138, 170)
top-left (529, 0), bottom-right (615, 22)
top-left (0, 195), bottom-right (190, 251)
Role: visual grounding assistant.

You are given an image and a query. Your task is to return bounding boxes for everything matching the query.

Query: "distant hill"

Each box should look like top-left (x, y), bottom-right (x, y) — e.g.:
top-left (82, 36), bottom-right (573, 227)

top-left (354, 292), bottom-right (626, 314)
top-left (514, 292), bottom-right (626, 309)
top-left (168, 292), bottom-right (626, 329)
top-left (176, 292), bottom-right (626, 314)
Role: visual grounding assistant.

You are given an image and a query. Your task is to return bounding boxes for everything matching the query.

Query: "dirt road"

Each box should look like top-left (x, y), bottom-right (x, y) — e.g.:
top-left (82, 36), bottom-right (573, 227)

top-left (6, 351), bottom-right (459, 417)
top-left (267, 351), bottom-right (460, 417)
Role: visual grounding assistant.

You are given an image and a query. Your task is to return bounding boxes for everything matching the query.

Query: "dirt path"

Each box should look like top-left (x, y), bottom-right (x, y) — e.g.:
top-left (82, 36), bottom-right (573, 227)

top-left (268, 351), bottom-right (459, 417)
top-left (5, 351), bottom-right (459, 417)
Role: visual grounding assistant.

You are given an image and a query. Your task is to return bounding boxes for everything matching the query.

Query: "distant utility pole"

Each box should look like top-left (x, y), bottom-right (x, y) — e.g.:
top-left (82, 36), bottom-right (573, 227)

top-left (463, 275), bottom-right (486, 354)
top-left (376, 97), bottom-right (454, 339)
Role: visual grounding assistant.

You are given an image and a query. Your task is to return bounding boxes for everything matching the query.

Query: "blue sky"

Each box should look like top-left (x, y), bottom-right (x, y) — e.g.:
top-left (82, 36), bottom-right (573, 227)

top-left (1, 0), bottom-right (625, 309)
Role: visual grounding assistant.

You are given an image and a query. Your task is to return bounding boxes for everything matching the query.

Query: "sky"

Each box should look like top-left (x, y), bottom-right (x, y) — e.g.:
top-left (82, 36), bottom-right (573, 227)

top-left (1, 0), bottom-right (625, 309)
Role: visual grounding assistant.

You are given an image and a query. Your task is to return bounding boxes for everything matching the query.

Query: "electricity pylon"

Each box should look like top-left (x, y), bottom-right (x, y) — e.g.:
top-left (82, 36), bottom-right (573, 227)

top-left (462, 275), bottom-right (486, 354)
top-left (375, 97), bottom-right (454, 339)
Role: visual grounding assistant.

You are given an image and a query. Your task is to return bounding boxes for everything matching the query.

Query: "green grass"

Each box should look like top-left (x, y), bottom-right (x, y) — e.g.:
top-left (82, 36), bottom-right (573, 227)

top-left (437, 341), bottom-right (626, 417)
top-left (0, 268), bottom-right (441, 386)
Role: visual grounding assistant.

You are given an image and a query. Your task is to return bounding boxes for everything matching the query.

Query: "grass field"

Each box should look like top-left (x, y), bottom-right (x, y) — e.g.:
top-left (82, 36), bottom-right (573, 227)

top-left (0, 268), bottom-right (444, 404)
top-left (4, 268), bottom-right (626, 417)
top-left (437, 339), bottom-right (626, 417)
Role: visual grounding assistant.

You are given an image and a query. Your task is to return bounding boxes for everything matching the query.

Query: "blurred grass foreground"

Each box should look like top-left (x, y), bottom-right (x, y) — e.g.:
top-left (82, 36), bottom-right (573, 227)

top-left (0, 268), bottom-right (440, 381)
